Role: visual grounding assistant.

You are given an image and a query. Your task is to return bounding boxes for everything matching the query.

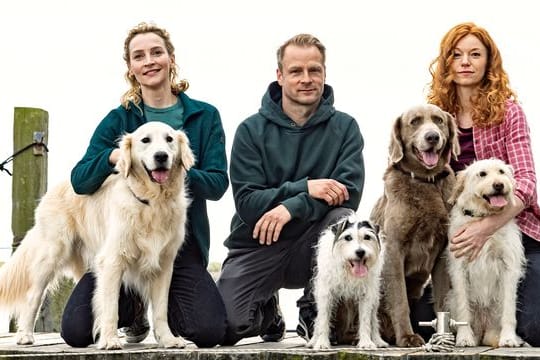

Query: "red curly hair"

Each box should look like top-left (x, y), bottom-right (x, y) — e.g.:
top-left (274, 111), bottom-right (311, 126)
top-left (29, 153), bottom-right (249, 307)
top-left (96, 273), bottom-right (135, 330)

top-left (427, 22), bottom-right (516, 127)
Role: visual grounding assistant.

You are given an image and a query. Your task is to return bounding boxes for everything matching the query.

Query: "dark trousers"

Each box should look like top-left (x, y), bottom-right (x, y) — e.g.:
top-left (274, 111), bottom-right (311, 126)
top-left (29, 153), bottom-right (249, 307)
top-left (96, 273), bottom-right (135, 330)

top-left (517, 233), bottom-right (540, 346)
top-left (60, 241), bottom-right (226, 348)
top-left (217, 207), bottom-right (354, 345)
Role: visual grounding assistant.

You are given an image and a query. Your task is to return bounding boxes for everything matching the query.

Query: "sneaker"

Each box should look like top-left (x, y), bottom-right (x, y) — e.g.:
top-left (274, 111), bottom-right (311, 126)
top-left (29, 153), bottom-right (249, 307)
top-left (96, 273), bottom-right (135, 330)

top-left (296, 304), bottom-right (315, 342)
top-left (261, 294), bottom-right (286, 342)
top-left (296, 305), bottom-right (337, 345)
top-left (122, 298), bottom-right (150, 343)
top-left (296, 312), bottom-right (312, 342)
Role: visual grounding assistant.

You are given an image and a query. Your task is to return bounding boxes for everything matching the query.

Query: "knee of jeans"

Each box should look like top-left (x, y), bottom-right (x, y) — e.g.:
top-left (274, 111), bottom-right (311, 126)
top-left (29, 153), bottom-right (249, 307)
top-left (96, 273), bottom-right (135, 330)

top-left (518, 318), bottom-right (540, 346)
top-left (60, 325), bottom-right (93, 348)
top-left (191, 323), bottom-right (226, 348)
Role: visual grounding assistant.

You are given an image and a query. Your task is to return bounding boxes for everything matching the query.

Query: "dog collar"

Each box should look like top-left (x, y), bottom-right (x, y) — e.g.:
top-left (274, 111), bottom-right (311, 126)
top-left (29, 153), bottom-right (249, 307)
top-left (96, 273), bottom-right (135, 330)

top-left (392, 164), bottom-right (450, 183)
top-left (128, 186), bottom-right (150, 206)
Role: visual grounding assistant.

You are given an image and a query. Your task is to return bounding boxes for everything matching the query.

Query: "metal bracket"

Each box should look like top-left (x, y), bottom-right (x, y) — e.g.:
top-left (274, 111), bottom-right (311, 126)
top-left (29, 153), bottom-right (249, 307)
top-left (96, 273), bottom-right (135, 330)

top-left (33, 131), bottom-right (46, 156)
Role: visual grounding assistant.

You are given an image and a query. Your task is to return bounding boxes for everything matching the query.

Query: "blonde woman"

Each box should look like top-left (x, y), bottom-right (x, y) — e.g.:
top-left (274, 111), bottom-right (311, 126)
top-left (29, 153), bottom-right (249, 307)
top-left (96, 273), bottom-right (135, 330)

top-left (61, 22), bottom-right (228, 348)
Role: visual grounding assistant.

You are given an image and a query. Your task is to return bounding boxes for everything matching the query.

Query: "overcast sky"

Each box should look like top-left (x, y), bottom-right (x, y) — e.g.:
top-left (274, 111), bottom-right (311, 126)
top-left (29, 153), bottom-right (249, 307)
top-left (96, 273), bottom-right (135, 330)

top-left (1, 0), bottom-right (539, 264)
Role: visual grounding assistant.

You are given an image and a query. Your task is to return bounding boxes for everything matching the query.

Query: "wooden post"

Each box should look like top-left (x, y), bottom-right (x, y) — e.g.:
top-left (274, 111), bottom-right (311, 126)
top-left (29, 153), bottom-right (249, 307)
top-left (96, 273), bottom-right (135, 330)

top-left (11, 107), bottom-right (48, 250)
top-left (10, 107), bottom-right (51, 332)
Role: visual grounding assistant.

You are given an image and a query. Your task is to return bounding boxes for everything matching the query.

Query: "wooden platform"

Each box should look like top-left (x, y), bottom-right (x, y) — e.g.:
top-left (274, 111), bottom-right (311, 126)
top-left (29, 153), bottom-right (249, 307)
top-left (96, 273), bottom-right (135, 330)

top-left (1, 331), bottom-right (540, 359)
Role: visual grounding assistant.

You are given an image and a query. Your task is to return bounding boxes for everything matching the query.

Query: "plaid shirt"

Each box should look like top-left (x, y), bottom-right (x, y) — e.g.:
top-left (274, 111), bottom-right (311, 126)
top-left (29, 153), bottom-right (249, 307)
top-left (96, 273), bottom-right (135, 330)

top-left (472, 101), bottom-right (540, 241)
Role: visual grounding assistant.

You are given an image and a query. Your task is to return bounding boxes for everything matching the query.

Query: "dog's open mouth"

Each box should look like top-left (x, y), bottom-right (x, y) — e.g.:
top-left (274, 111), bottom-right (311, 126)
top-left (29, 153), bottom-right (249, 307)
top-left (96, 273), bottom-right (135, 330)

top-left (483, 194), bottom-right (508, 208)
top-left (146, 167), bottom-right (171, 184)
top-left (349, 259), bottom-right (368, 278)
top-left (414, 147), bottom-right (439, 169)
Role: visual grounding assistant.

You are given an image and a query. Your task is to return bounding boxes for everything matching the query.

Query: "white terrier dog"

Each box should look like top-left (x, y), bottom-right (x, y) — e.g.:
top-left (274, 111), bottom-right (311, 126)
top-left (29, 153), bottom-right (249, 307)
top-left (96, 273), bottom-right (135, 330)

top-left (308, 212), bottom-right (388, 350)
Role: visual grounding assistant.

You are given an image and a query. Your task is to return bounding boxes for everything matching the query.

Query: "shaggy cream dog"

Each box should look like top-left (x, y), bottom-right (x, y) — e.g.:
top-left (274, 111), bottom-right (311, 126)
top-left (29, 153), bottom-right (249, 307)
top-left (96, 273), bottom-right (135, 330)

top-left (447, 158), bottom-right (526, 347)
top-left (0, 121), bottom-right (194, 350)
top-left (308, 212), bottom-right (387, 350)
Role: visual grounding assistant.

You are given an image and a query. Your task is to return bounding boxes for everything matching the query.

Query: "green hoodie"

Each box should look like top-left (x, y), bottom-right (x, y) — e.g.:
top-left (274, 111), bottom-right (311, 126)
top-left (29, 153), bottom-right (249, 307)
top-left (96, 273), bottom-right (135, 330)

top-left (70, 92), bottom-right (228, 266)
top-left (225, 81), bottom-right (365, 249)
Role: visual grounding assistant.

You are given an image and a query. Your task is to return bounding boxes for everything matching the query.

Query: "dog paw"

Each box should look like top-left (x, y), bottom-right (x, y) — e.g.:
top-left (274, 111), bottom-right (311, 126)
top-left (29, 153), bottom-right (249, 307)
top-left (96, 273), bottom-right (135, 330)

top-left (159, 335), bottom-right (186, 348)
top-left (357, 339), bottom-right (377, 349)
top-left (97, 336), bottom-right (123, 350)
top-left (374, 337), bottom-right (389, 348)
top-left (455, 326), bottom-right (477, 347)
top-left (397, 333), bottom-right (424, 347)
top-left (499, 334), bottom-right (524, 348)
top-left (308, 336), bottom-right (331, 350)
top-left (15, 332), bottom-right (34, 345)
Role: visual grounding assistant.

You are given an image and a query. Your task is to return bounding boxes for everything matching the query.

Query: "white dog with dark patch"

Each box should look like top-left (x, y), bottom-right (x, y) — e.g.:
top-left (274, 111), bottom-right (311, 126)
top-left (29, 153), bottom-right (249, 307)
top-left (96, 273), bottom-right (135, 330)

top-left (308, 212), bottom-right (388, 350)
top-left (447, 158), bottom-right (526, 347)
top-left (0, 121), bottom-right (194, 350)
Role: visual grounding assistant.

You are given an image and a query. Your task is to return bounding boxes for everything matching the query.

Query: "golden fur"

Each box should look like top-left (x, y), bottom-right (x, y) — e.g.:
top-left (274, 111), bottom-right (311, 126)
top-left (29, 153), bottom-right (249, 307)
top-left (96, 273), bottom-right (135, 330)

top-left (370, 104), bottom-right (459, 347)
top-left (447, 158), bottom-right (526, 347)
top-left (0, 121), bottom-right (194, 349)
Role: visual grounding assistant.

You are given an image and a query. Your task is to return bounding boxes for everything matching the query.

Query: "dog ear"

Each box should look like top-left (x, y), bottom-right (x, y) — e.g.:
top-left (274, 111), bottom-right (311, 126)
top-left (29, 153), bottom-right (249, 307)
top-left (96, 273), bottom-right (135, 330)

top-left (177, 130), bottom-right (195, 171)
top-left (446, 111), bottom-right (461, 160)
top-left (389, 116), bottom-right (404, 164)
top-left (330, 217), bottom-right (348, 236)
top-left (117, 133), bottom-right (133, 178)
top-left (448, 170), bottom-right (465, 205)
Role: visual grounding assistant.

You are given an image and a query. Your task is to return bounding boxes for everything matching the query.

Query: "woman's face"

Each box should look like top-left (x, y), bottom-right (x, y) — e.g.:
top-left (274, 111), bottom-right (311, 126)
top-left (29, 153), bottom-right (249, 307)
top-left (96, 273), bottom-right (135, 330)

top-left (128, 32), bottom-right (173, 90)
top-left (451, 34), bottom-right (488, 89)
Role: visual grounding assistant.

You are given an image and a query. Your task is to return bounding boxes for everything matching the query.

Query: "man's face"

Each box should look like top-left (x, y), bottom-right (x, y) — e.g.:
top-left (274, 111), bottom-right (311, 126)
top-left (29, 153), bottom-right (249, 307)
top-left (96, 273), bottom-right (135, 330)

top-left (277, 45), bottom-right (325, 107)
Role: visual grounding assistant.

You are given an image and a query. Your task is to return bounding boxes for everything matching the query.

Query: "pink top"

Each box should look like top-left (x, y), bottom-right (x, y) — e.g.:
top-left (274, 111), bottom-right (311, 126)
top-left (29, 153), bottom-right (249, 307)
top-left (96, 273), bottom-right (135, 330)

top-left (471, 100), bottom-right (540, 241)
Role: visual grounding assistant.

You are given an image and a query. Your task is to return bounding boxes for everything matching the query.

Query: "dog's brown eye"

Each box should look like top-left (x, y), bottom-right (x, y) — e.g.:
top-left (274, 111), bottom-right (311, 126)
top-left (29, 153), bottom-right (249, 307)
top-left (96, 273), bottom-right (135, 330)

top-left (166, 135), bottom-right (173, 142)
top-left (141, 137), bottom-right (150, 144)
top-left (499, 169), bottom-right (505, 174)
top-left (479, 171), bottom-right (487, 177)
top-left (410, 117), bottom-right (421, 125)
top-left (432, 116), bottom-right (443, 124)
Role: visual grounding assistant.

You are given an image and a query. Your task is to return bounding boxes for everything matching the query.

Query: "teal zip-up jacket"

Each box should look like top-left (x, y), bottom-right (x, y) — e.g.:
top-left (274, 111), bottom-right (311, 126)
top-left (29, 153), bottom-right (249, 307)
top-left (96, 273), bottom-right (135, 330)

top-left (71, 92), bottom-right (228, 266)
top-left (224, 81), bottom-right (365, 249)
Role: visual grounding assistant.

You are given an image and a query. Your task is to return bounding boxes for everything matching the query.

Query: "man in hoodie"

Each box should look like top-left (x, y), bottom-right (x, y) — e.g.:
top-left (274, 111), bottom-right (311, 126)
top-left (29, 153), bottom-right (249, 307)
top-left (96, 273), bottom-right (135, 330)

top-left (217, 33), bottom-right (365, 345)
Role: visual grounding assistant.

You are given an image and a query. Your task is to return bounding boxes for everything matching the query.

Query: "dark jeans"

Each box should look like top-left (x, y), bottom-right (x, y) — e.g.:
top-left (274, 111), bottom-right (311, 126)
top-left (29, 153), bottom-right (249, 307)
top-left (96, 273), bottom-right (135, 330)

top-left (217, 207), bottom-right (354, 345)
top-left (517, 233), bottom-right (540, 346)
top-left (61, 241), bottom-right (226, 348)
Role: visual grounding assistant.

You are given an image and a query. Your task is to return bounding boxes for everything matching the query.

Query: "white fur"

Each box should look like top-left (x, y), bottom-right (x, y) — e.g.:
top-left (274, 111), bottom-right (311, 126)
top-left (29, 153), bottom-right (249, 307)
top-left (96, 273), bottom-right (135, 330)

top-left (447, 158), bottom-right (526, 347)
top-left (0, 121), bottom-right (195, 349)
top-left (308, 215), bottom-right (388, 350)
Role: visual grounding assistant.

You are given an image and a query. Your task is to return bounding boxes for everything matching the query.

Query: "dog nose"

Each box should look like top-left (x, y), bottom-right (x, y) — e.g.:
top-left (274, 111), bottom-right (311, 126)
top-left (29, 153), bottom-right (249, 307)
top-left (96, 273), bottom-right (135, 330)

top-left (355, 249), bottom-right (365, 259)
top-left (154, 151), bottom-right (169, 164)
top-left (425, 131), bottom-right (440, 144)
top-left (493, 182), bottom-right (504, 192)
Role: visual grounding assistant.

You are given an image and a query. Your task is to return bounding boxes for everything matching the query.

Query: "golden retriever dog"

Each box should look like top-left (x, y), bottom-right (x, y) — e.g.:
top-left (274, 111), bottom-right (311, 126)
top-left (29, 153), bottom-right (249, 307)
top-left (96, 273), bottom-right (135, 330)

top-left (308, 213), bottom-right (387, 350)
top-left (0, 121), bottom-right (194, 350)
top-left (370, 104), bottom-right (459, 347)
top-left (447, 158), bottom-right (526, 347)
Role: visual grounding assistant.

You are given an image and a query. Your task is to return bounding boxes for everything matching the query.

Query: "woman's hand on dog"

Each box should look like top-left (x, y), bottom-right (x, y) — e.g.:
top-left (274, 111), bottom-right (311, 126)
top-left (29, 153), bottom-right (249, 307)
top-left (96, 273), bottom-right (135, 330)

top-left (308, 179), bottom-right (349, 206)
top-left (450, 197), bottom-right (525, 261)
top-left (253, 205), bottom-right (292, 245)
top-left (450, 220), bottom-right (493, 261)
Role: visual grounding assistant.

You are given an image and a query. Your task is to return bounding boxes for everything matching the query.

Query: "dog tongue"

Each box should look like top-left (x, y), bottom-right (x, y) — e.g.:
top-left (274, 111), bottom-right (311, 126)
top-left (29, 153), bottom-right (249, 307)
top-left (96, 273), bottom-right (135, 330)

top-left (151, 170), bottom-right (170, 184)
top-left (351, 260), bottom-right (368, 278)
top-left (489, 195), bottom-right (508, 207)
top-left (422, 151), bottom-right (439, 167)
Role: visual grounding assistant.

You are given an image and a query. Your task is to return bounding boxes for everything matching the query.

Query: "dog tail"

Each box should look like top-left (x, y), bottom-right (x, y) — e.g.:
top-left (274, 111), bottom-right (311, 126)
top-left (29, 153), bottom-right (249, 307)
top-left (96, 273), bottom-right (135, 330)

top-left (0, 226), bottom-right (59, 314)
top-left (0, 236), bottom-right (34, 311)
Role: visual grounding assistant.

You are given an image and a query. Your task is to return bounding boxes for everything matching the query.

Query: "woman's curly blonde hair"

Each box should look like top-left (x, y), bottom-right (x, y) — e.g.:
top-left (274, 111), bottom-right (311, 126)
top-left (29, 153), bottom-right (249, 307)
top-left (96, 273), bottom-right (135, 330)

top-left (427, 22), bottom-right (516, 127)
top-left (121, 22), bottom-right (189, 109)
